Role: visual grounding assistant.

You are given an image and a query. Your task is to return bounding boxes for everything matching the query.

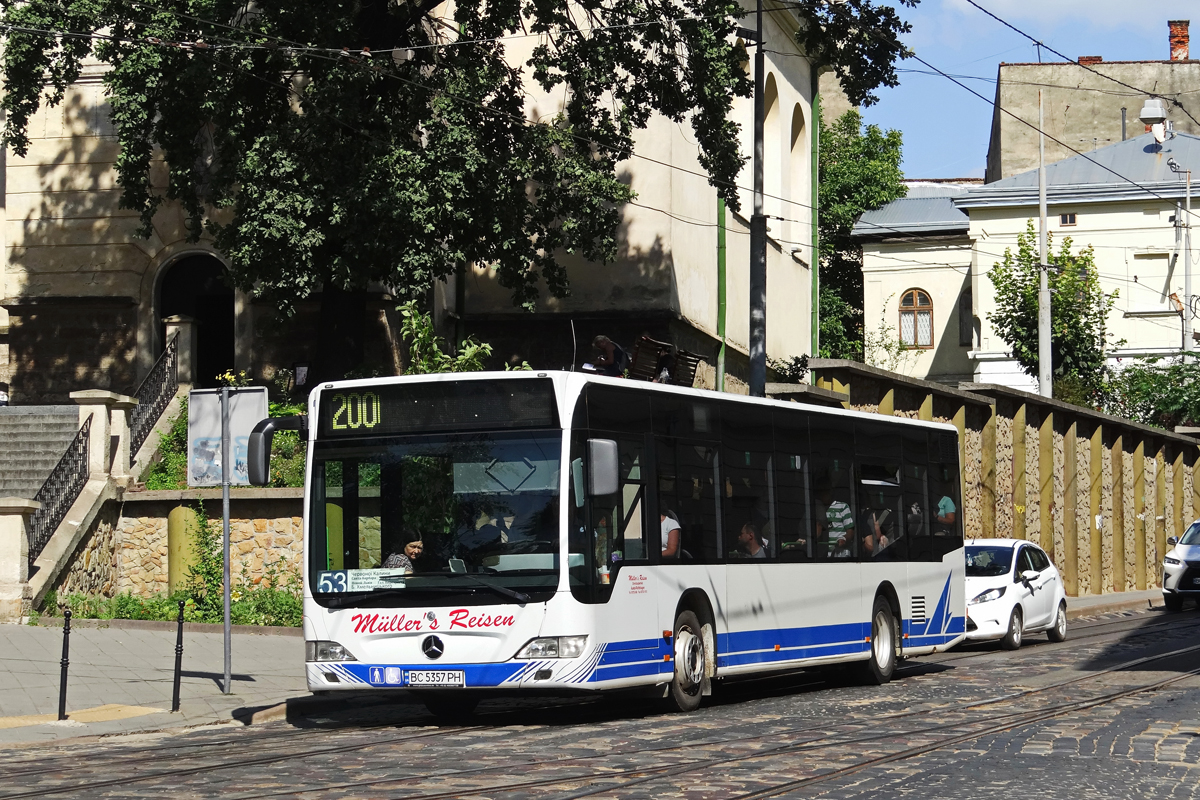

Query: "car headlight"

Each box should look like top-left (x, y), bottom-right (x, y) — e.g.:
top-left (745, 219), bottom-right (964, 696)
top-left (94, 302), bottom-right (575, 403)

top-left (1165, 556), bottom-right (1181, 566)
top-left (969, 586), bottom-right (1006, 605)
top-left (306, 641), bottom-right (359, 662)
top-left (516, 636), bottom-right (588, 659)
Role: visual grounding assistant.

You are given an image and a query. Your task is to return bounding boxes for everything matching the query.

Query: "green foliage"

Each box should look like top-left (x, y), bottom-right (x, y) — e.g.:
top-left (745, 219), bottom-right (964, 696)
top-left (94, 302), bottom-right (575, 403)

top-left (399, 301), bottom-right (492, 374)
top-left (42, 502), bottom-right (301, 626)
top-left (863, 296), bottom-right (918, 374)
top-left (1105, 359), bottom-right (1200, 430)
top-left (818, 288), bottom-right (864, 360)
top-left (794, 1), bottom-right (918, 109)
top-left (987, 221), bottom-right (1122, 397)
top-left (768, 355), bottom-right (810, 384)
top-left (818, 109), bottom-right (906, 358)
top-left (1, 1), bottom-right (914, 321)
top-left (140, 397), bottom-right (189, 490)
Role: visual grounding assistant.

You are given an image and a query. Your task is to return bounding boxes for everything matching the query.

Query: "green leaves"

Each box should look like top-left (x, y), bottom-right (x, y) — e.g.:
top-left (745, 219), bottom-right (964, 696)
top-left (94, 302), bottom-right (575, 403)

top-left (818, 109), bottom-right (905, 359)
top-left (987, 220), bottom-right (1121, 401)
top-left (398, 300), bottom-right (493, 374)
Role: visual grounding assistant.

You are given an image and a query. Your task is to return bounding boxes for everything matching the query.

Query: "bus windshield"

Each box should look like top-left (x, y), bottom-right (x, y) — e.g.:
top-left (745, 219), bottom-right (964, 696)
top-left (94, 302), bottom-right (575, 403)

top-left (309, 431), bottom-right (562, 602)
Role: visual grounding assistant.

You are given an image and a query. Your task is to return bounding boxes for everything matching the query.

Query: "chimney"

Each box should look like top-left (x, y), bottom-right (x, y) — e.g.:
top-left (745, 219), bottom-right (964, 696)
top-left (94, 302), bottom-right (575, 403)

top-left (1169, 20), bottom-right (1189, 61)
top-left (1078, 56), bottom-right (1103, 65)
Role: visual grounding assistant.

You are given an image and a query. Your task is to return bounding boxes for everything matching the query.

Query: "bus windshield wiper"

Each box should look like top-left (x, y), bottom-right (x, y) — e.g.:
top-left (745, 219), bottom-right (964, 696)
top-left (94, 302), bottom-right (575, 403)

top-left (445, 573), bottom-right (531, 604)
top-left (324, 586), bottom-right (458, 608)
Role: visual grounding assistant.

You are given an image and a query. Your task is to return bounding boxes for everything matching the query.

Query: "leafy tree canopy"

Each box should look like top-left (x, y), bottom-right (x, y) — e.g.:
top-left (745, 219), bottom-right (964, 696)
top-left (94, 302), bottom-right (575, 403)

top-left (1106, 358), bottom-right (1200, 430)
top-left (987, 220), bottom-right (1121, 399)
top-left (817, 108), bottom-right (905, 358)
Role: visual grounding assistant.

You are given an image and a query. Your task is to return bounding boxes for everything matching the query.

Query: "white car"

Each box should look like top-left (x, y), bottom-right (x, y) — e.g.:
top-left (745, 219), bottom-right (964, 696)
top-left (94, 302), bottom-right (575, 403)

top-left (1161, 520), bottom-right (1200, 611)
top-left (964, 538), bottom-right (1068, 650)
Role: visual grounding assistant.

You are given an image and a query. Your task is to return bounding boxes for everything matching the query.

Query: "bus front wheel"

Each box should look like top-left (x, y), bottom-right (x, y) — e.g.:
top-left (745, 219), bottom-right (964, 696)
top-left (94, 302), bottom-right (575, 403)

top-left (860, 596), bottom-right (898, 685)
top-left (665, 610), bottom-right (706, 712)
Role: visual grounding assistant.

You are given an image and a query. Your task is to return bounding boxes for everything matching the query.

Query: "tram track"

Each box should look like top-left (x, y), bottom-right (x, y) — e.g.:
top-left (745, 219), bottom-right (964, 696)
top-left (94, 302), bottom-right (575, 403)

top-left (1, 609), bottom-right (1191, 798)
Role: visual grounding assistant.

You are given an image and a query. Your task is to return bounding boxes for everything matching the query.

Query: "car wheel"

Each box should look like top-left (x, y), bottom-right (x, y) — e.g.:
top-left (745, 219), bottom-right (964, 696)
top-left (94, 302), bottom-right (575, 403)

top-left (1164, 593), bottom-right (1185, 613)
top-left (1047, 601), bottom-right (1068, 643)
top-left (664, 610), bottom-right (706, 712)
top-left (858, 596), bottom-right (899, 685)
top-left (418, 692), bottom-right (480, 721)
top-left (1000, 607), bottom-right (1023, 650)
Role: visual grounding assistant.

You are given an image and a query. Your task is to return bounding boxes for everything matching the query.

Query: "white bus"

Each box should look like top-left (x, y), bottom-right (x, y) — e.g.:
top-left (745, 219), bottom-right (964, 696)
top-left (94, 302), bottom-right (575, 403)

top-left (249, 371), bottom-right (965, 715)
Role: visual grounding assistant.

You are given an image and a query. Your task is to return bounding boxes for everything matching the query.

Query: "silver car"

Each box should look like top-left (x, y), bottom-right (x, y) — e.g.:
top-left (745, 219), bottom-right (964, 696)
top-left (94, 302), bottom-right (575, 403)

top-left (1162, 520), bottom-right (1200, 611)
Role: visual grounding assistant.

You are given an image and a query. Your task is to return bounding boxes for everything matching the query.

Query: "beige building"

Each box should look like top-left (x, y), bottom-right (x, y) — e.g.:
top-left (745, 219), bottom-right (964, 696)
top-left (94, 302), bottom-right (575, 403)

top-left (856, 133), bottom-right (1200, 390)
top-left (0, 4), bottom-right (820, 403)
top-left (986, 20), bottom-right (1198, 183)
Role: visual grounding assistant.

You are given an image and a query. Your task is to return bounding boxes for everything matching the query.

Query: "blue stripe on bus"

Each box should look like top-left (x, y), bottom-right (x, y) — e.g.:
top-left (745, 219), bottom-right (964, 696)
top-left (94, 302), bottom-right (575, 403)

top-left (597, 645), bottom-right (670, 667)
top-left (604, 637), bottom-right (664, 653)
top-left (718, 621), bottom-right (868, 658)
top-left (589, 660), bottom-right (671, 682)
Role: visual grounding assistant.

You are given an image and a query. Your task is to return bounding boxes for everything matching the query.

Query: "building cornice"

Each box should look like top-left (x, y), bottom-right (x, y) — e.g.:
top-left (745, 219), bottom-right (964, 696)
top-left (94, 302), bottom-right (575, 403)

top-left (955, 180), bottom-right (1188, 210)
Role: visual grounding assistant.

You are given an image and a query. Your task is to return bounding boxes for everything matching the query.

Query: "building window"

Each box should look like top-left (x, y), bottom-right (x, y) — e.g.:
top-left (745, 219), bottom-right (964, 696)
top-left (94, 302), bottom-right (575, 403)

top-left (1060, 213), bottom-right (1077, 226)
top-left (899, 289), bottom-right (934, 349)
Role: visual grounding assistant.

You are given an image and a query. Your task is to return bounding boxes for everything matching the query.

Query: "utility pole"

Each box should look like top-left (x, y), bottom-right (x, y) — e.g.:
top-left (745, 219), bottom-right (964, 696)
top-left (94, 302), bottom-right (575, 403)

top-left (1037, 90), bottom-right (1052, 398)
top-left (1186, 167), bottom-right (1192, 358)
top-left (748, 0), bottom-right (767, 397)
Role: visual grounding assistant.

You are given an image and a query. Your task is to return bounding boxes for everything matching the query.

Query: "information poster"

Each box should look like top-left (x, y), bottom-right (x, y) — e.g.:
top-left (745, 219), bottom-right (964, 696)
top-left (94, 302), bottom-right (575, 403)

top-left (187, 387), bottom-right (269, 487)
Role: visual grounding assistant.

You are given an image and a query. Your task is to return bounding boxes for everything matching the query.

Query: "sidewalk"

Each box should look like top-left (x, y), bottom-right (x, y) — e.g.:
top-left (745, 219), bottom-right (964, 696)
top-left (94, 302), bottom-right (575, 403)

top-left (1065, 588), bottom-right (1164, 619)
top-left (0, 621), bottom-right (305, 745)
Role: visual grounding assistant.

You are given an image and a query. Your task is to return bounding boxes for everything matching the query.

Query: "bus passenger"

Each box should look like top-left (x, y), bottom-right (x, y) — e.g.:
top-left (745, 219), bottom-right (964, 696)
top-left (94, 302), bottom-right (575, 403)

top-left (382, 536), bottom-right (424, 574)
top-left (737, 523), bottom-right (767, 559)
top-left (661, 511), bottom-right (681, 558)
top-left (859, 508), bottom-right (892, 556)
top-left (816, 481), bottom-right (854, 558)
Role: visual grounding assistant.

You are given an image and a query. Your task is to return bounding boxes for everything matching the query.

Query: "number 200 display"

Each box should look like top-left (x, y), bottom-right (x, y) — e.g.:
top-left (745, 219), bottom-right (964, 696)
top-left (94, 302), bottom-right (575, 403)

top-left (330, 392), bottom-right (382, 430)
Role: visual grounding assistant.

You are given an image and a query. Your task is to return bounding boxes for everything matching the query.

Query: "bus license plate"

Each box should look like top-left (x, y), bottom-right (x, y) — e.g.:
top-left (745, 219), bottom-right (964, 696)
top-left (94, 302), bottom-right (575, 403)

top-left (407, 670), bottom-right (465, 687)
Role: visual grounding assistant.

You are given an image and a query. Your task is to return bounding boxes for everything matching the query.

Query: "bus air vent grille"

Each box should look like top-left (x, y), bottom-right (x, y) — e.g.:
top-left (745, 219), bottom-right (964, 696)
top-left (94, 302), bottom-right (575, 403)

top-left (911, 597), bottom-right (927, 623)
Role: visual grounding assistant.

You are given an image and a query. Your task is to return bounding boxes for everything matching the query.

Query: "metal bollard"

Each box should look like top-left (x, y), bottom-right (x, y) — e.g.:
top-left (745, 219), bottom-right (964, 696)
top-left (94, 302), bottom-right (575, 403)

top-left (171, 600), bottom-right (185, 713)
top-left (58, 609), bottom-right (71, 721)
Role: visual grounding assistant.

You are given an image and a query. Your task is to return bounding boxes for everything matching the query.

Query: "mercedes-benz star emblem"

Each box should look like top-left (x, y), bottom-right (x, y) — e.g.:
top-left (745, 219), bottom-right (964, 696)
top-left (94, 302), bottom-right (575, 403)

top-left (422, 635), bottom-right (444, 660)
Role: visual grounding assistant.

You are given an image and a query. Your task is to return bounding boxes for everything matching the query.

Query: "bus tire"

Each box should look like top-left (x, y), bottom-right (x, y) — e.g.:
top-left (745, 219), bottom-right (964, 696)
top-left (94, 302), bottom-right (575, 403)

top-left (860, 596), bottom-right (898, 685)
top-left (665, 610), bottom-right (706, 713)
top-left (417, 692), bottom-right (479, 721)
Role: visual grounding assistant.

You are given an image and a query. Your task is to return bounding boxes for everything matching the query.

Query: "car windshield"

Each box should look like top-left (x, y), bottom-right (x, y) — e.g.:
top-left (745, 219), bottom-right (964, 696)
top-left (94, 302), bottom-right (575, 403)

top-left (1181, 521), bottom-right (1200, 546)
top-left (965, 545), bottom-right (1014, 577)
top-left (309, 431), bottom-right (562, 601)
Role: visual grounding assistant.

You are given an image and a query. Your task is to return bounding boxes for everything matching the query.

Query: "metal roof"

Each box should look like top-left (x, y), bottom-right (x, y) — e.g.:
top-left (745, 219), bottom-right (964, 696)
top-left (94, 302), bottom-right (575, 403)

top-left (957, 131), bottom-right (1200, 208)
top-left (852, 195), bottom-right (970, 240)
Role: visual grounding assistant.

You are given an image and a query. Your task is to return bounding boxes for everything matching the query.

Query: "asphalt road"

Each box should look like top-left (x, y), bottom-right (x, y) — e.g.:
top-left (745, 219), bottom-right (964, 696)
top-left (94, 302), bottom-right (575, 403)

top-left (3, 607), bottom-right (1200, 799)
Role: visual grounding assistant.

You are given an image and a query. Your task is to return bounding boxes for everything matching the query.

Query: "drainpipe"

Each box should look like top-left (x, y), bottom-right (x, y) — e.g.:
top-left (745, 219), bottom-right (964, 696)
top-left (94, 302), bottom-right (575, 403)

top-left (716, 197), bottom-right (727, 392)
top-left (810, 72), bottom-right (821, 368)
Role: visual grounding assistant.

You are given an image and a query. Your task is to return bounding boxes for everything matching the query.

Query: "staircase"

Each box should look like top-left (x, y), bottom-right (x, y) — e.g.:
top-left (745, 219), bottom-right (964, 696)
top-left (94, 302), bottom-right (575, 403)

top-left (0, 406), bottom-right (81, 499)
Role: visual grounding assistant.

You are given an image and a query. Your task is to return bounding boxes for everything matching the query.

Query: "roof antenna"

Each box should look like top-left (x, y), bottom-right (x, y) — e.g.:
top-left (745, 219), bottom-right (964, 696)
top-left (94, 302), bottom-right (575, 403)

top-left (569, 319), bottom-right (578, 371)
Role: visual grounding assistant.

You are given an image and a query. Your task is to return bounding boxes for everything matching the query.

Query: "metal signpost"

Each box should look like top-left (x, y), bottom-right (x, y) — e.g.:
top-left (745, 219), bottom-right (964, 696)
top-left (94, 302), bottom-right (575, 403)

top-left (187, 386), bottom-right (268, 695)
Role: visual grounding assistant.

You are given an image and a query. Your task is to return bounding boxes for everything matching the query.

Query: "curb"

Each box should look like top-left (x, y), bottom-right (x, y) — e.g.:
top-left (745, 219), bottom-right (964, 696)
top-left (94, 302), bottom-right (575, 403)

top-left (33, 617), bottom-right (302, 636)
top-left (1066, 597), bottom-right (1159, 620)
top-left (236, 691), bottom-right (411, 725)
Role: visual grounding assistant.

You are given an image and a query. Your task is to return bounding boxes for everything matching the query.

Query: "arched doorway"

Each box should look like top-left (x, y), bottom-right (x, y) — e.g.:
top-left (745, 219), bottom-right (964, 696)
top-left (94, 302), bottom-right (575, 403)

top-left (159, 254), bottom-right (235, 387)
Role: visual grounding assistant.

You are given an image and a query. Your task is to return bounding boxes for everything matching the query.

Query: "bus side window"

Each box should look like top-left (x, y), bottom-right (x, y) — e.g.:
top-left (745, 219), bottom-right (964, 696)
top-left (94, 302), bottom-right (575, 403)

top-left (721, 404), bottom-right (775, 560)
top-left (656, 438), bottom-right (721, 563)
top-left (857, 461), bottom-right (905, 561)
top-left (810, 421), bottom-right (856, 560)
top-left (773, 407), bottom-right (811, 562)
top-left (902, 429), bottom-right (932, 561)
top-left (927, 430), bottom-right (962, 558)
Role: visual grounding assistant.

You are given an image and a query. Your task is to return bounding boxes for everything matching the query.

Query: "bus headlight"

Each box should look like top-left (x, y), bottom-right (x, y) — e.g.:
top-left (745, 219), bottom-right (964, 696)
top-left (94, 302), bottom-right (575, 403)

top-left (516, 636), bottom-right (588, 659)
top-left (306, 641), bottom-right (359, 662)
top-left (969, 587), bottom-right (1006, 605)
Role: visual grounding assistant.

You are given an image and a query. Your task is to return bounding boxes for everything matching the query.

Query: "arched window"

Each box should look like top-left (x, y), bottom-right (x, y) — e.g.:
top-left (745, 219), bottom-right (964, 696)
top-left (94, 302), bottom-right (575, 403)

top-left (899, 289), bottom-right (934, 348)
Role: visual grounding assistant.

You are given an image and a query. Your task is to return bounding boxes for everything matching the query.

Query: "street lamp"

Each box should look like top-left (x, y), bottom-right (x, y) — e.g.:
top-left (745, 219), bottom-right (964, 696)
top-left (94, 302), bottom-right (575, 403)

top-left (1139, 97), bottom-right (1170, 144)
top-left (1168, 156), bottom-right (1192, 358)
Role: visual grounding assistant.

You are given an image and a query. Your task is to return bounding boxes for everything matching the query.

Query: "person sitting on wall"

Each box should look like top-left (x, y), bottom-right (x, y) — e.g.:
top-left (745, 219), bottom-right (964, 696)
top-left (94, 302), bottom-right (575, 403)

top-left (584, 335), bottom-right (629, 377)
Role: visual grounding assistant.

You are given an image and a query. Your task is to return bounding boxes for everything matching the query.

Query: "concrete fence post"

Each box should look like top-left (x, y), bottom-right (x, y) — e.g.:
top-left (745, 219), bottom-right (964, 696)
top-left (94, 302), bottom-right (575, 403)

top-left (69, 390), bottom-right (123, 477)
top-left (163, 315), bottom-right (197, 388)
top-left (0, 498), bottom-right (40, 623)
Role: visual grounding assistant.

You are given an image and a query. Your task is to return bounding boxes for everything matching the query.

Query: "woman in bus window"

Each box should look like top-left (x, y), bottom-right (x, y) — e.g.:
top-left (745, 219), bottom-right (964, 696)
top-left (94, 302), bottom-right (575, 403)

top-left (661, 511), bottom-right (681, 558)
top-left (382, 535), bottom-right (424, 574)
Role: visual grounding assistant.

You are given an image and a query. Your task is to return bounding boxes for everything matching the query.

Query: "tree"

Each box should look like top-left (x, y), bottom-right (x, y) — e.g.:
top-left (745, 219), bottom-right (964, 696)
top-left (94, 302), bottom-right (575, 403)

top-left (1, 0), bottom-right (916, 377)
top-left (987, 220), bottom-right (1121, 402)
top-left (817, 108), bottom-right (906, 358)
top-left (1106, 359), bottom-right (1200, 430)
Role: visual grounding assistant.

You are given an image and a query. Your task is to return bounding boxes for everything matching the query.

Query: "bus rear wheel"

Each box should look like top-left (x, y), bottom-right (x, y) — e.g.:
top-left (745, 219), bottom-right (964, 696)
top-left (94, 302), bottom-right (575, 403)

top-left (859, 596), bottom-right (898, 685)
top-left (665, 610), bottom-right (706, 713)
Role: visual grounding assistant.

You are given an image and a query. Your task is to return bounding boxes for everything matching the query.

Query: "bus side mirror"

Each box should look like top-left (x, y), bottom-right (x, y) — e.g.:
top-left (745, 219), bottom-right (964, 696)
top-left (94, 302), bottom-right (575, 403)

top-left (248, 416), bottom-right (308, 486)
top-left (587, 438), bottom-right (619, 496)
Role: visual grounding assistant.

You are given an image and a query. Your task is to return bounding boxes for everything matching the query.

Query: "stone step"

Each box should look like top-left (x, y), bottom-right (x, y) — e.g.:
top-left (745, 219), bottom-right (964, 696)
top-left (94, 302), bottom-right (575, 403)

top-left (0, 405), bottom-right (85, 500)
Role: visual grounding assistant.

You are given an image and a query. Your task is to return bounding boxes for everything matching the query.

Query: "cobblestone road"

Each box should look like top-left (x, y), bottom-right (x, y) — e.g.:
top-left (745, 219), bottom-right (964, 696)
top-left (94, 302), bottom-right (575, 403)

top-left (3, 608), bottom-right (1200, 799)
